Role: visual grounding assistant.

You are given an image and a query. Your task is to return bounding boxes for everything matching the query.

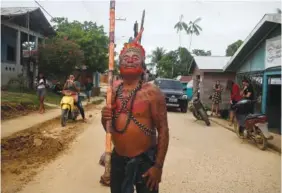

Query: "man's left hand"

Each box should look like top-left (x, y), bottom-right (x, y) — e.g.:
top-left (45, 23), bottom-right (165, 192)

top-left (142, 166), bottom-right (162, 191)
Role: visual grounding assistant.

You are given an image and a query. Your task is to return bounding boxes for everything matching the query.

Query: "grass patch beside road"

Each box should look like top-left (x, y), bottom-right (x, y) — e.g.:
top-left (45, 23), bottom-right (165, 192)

top-left (92, 99), bottom-right (104, 105)
top-left (1, 90), bottom-right (61, 120)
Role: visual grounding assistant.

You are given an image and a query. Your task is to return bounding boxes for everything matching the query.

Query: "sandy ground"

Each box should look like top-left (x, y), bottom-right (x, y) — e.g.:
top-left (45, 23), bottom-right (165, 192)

top-left (1, 103), bottom-right (102, 193)
top-left (5, 109), bottom-right (281, 193)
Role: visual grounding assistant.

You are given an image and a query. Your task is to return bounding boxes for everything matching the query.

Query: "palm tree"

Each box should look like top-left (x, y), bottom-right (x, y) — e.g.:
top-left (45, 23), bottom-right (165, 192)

top-left (186, 17), bottom-right (202, 51)
top-left (150, 47), bottom-right (166, 66)
top-left (174, 15), bottom-right (188, 47)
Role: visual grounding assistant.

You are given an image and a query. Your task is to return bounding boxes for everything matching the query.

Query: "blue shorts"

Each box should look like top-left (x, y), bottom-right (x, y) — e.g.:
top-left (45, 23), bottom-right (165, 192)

top-left (86, 90), bottom-right (92, 98)
top-left (37, 88), bottom-right (46, 97)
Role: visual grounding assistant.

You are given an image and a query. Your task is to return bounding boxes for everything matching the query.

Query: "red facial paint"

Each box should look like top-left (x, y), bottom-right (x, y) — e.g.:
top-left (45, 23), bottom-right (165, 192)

top-left (120, 66), bottom-right (144, 76)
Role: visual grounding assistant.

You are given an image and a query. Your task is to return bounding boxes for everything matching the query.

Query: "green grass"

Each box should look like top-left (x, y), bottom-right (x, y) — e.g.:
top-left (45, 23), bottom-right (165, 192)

top-left (1, 89), bottom-right (61, 107)
top-left (92, 99), bottom-right (104, 105)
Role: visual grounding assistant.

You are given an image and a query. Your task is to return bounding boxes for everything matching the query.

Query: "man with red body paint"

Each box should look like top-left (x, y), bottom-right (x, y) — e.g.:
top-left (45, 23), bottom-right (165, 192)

top-left (101, 40), bottom-right (169, 193)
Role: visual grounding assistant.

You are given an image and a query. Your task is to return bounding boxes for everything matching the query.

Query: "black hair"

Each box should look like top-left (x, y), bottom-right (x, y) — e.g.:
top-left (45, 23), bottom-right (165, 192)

top-left (242, 77), bottom-right (249, 83)
top-left (226, 79), bottom-right (234, 91)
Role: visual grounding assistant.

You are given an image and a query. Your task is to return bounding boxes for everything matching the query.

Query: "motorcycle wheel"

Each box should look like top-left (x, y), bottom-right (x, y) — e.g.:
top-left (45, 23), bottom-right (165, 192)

top-left (61, 109), bottom-right (69, 127)
top-left (192, 109), bottom-right (202, 120)
top-left (255, 128), bottom-right (267, 150)
top-left (198, 108), bottom-right (210, 126)
top-left (235, 123), bottom-right (244, 139)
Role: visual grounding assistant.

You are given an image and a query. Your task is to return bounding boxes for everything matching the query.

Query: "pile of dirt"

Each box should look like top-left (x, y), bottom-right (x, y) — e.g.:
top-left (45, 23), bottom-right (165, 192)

top-left (1, 100), bottom-right (104, 193)
top-left (1, 102), bottom-right (37, 120)
top-left (1, 116), bottom-right (90, 193)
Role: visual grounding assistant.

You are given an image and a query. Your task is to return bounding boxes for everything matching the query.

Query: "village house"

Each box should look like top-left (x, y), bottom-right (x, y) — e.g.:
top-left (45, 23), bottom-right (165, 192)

top-left (188, 56), bottom-right (234, 109)
top-left (1, 7), bottom-right (55, 86)
top-left (224, 13), bottom-right (281, 133)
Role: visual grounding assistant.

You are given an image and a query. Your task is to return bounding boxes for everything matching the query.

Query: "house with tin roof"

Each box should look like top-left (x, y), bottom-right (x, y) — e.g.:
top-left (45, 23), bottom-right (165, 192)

top-left (187, 56), bottom-right (234, 108)
top-left (1, 7), bottom-right (55, 86)
top-left (224, 13), bottom-right (281, 133)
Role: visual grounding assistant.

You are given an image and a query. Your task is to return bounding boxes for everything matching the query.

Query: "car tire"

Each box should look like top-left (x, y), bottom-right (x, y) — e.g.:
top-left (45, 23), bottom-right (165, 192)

top-left (181, 106), bottom-right (188, 113)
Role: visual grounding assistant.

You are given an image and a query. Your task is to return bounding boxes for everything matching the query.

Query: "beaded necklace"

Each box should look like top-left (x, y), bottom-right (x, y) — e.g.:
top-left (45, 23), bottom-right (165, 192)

top-left (112, 81), bottom-right (156, 136)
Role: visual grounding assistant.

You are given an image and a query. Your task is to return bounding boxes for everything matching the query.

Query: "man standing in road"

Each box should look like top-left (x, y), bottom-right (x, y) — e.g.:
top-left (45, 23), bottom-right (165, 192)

top-left (101, 39), bottom-right (169, 193)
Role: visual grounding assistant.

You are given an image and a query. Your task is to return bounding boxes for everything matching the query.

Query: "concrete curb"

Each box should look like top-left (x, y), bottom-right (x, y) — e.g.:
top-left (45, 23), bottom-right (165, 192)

top-left (210, 118), bottom-right (281, 153)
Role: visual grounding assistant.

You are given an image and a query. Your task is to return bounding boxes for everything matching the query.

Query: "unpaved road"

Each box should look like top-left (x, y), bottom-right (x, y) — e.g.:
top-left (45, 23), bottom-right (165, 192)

top-left (15, 110), bottom-right (281, 193)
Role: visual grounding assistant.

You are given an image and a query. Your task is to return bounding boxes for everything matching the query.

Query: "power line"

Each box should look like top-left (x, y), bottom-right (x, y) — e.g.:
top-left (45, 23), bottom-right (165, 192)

top-left (34, 0), bottom-right (54, 19)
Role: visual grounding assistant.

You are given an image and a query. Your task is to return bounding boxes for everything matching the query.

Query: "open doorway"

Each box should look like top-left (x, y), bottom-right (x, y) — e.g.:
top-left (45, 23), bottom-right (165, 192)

top-left (266, 75), bottom-right (281, 134)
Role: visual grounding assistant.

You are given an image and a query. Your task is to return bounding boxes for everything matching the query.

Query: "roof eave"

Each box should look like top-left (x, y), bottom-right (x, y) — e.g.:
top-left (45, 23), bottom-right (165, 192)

top-left (201, 69), bottom-right (224, 73)
top-left (35, 8), bottom-right (55, 36)
top-left (223, 14), bottom-right (281, 71)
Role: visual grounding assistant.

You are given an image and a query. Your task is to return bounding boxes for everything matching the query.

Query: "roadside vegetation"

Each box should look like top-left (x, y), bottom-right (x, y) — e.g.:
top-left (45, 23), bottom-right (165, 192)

top-left (1, 89), bottom-right (61, 120)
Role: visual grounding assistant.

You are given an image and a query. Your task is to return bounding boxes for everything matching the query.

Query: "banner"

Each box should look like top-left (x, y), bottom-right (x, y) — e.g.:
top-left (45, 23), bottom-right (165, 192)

top-left (265, 35), bottom-right (281, 69)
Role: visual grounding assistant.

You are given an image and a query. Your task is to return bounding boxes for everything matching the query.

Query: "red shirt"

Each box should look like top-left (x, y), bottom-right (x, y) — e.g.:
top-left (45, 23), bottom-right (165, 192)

top-left (231, 83), bottom-right (242, 102)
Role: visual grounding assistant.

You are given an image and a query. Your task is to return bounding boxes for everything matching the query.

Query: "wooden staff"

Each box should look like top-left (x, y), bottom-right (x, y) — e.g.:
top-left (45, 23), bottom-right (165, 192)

top-left (100, 0), bottom-right (115, 186)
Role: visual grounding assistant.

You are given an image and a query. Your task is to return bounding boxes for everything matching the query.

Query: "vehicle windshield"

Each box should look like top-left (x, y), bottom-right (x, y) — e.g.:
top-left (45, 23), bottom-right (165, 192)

top-left (156, 80), bottom-right (183, 90)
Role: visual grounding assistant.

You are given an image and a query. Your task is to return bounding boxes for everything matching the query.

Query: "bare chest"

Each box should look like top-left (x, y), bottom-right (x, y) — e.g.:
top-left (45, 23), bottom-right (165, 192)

top-left (114, 91), bottom-right (151, 117)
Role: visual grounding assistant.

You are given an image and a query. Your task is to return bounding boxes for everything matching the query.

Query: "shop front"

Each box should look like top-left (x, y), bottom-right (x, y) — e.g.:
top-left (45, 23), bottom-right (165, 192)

top-left (224, 13), bottom-right (281, 134)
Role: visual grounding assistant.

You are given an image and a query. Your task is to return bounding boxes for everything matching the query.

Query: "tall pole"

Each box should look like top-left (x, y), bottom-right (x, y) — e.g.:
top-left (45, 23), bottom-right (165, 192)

top-left (100, 0), bottom-right (115, 185)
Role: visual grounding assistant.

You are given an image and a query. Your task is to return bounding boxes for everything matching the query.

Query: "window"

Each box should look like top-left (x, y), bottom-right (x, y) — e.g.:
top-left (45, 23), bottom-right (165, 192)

top-left (7, 45), bottom-right (16, 62)
top-left (157, 80), bottom-right (183, 90)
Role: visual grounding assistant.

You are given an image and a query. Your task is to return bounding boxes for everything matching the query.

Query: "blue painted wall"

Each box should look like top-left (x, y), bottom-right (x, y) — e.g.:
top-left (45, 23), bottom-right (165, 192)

top-left (237, 26), bottom-right (281, 73)
top-left (238, 43), bottom-right (265, 72)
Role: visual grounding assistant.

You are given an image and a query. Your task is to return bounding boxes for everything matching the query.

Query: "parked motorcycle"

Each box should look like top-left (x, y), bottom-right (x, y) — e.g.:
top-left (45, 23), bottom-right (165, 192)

top-left (233, 99), bottom-right (273, 150)
top-left (188, 95), bottom-right (210, 126)
top-left (60, 90), bottom-right (79, 127)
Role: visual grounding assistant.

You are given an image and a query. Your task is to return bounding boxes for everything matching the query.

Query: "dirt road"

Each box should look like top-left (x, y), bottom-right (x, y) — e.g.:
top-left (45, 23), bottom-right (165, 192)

top-left (16, 110), bottom-right (281, 193)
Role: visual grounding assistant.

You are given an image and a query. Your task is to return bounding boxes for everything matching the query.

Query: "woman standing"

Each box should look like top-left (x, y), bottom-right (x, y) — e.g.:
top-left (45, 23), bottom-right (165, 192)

top-left (37, 73), bottom-right (46, 114)
top-left (211, 80), bottom-right (222, 117)
top-left (226, 80), bottom-right (242, 125)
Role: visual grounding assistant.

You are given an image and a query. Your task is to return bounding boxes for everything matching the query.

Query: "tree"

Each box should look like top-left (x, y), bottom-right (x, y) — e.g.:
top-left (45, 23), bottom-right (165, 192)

top-left (225, 40), bottom-right (243, 56)
top-left (156, 47), bottom-right (193, 78)
top-left (178, 47), bottom-right (193, 73)
top-left (149, 47), bottom-right (166, 64)
top-left (277, 8), bottom-right (281, 14)
top-left (174, 15), bottom-right (188, 47)
top-left (148, 47), bottom-right (166, 76)
top-left (157, 50), bottom-right (178, 78)
top-left (186, 17), bottom-right (202, 51)
top-left (38, 37), bottom-right (84, 78)
top-left (192, 49), bottom-right (212, 56)
top-left (51, 17), bottom-right (109, 73)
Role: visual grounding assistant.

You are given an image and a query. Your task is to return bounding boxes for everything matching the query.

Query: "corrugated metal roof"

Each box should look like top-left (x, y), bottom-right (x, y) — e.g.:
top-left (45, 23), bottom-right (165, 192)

top-left (1, 7), bottom-right (39, 16)
top-left (193, 56), bottom-right (231, 71)
top-left (1, 7), bottom-right (56, 36)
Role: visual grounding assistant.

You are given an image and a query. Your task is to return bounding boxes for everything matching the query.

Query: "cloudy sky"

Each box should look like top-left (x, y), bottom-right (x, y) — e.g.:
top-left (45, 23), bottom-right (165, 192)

top-left (2, 0), bottom-right (281, 62)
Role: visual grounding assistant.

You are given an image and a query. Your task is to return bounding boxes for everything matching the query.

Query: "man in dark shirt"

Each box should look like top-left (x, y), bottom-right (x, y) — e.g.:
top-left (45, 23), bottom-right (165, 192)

top-left (241, 78), bottom-right (254, 113)
top-left (85, 77), bottom-right (93, 102)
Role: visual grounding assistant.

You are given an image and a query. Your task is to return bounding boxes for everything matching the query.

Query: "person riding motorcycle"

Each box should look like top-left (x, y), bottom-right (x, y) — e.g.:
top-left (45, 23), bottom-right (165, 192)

top-left (63, 74), bottom-right (86, 122)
